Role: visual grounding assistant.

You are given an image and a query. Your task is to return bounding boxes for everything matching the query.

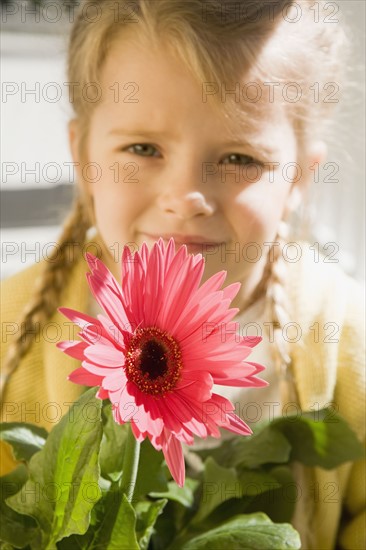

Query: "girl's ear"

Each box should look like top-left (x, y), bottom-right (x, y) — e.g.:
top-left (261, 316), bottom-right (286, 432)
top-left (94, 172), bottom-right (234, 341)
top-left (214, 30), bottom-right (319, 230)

top-left (306, 139), bottom-right (328, 177)
top-left (285, 140), bottom-right (328, 213)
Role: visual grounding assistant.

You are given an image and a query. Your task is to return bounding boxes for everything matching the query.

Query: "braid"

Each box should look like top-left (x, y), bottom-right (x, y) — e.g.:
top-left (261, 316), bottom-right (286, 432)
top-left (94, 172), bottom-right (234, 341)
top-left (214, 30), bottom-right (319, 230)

top-left (265, 223), bottom-right (315, 547)
top-left (265, 221), bottom-right (300, 406)
top-left (0, 196), bottom-right (90, 405)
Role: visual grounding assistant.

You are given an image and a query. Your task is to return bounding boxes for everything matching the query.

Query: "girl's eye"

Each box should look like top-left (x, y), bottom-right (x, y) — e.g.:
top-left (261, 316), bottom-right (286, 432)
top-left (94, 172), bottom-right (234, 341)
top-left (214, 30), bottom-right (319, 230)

top-left (221, 153), bottom-right (259, 166)
top-left (125, 143), bottom-right (161, 157)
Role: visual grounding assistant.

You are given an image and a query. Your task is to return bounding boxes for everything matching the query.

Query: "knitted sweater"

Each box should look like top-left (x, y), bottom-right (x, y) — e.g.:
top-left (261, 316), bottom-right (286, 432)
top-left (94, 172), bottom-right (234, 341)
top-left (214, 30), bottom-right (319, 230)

top-left (1, 240), bottom-right (364, 549)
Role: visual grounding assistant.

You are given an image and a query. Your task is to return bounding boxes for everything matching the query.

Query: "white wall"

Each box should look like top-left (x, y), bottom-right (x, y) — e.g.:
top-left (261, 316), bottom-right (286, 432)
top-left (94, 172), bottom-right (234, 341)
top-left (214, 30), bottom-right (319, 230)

top-left (1, 31), bottom-right (72, 189)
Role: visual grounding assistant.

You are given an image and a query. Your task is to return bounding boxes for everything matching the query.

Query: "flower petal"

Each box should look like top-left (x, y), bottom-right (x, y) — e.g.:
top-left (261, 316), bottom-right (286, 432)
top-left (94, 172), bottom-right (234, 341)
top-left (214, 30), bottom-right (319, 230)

top-left (67, 367), bottom-right (103, 386)
top-left (82, 360), bottom-right (124, 377)
top-left (176, 371), bottom-right (213, 402)
top-left (56, 340), bottom-right (87, 360)
top-left (84, 344), bottom-right (124, 367)
top-left (86, 272), bottom-right (131, 335)
top-left (162, 429), bottom-right (185, 487)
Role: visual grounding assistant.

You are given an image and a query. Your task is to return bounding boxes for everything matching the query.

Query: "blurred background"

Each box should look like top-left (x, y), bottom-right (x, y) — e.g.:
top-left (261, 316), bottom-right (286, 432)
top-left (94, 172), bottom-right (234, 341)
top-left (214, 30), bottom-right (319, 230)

top-left (1, 0), bottom-right (365, 282)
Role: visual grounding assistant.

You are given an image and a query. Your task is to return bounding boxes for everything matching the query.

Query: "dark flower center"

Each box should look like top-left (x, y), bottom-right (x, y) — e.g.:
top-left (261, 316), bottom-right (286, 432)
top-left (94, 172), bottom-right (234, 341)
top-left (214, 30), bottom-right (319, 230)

top-left (139, 340), bottom-right (168, 380)
top-left (125, 327), bottom-right (182, 396)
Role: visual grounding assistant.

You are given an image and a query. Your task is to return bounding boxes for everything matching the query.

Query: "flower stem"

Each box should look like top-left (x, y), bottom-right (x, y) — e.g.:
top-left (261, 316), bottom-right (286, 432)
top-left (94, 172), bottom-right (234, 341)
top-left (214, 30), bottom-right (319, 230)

top-left (119, 423), bottom-right (141, 502)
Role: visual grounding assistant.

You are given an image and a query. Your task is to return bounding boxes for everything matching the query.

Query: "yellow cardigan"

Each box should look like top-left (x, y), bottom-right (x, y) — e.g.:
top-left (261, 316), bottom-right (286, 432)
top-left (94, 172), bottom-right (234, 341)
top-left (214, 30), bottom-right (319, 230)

top-left (1, 241), bottom-right (365, 549)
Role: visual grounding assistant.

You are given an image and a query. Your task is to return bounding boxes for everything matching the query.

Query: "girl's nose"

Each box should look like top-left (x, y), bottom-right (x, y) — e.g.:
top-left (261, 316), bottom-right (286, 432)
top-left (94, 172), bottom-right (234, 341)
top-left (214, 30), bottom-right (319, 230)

top-left (158, 191), bottom-right (214, 219)
top-left (156, 171), bottom-right (215, 220)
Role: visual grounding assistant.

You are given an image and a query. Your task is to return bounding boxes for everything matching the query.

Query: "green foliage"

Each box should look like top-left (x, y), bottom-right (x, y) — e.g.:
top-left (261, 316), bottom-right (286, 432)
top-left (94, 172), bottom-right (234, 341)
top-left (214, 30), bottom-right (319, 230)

top-left (135, 499), bottom-right (167, 550)
top-left (179, 513), bottom-right (301, 550)
top-left (0, 423), bottom-right (48, 463)
top-left (99, 404), bottom-right (127, 482)
top-left (270, 409), bottom-right (364, 468)
top-left (5, 388), bottom-right (103, 548)
top-left (0, 398), bottom-right (363, 549)
top-left (0, 466), bottom-right (40, 548)
top-left (89, 493), bottom-right (140, 550)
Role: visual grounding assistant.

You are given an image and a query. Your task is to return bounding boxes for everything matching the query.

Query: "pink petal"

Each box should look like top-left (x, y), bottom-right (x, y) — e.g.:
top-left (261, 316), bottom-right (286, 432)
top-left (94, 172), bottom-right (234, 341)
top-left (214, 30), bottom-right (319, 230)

top-left (102, 378), bottom-right (127, 392)
top-left (161, 238), bottom-right (176, 275)
top-left (243, 336), bottom-right (262, 348)
top-left (85, 253), bottom-right (122, 296)
top-left (130, 420), bottom-right (146, 443)
top-left (96, 387), bottom-right (109, 400)
top-left (117, 385), bottom-right (139, 422)
top-left (176, 371), bottom-right (213, 401)
top-left (181, 355), bottom-right (254, 379)
top-left (125, 383), bottom-right (165, 437)
top-left (82, 360), bottom-right (125, 377)
top-left (153, 398), bottom-right (188, 435)
top-left (217, 376), bottom-right (268, 387)
top-left (143, 244), bottom-right (164, 325)
top-left (86, 273), bottom-right (131, 335)
top-left (186, 270), bottom-right (227, 305)
top-left (224, 412), bottom-right (252, 436)
top-left (222, 282), bottom-right (241, 301)
top-left (102, 371), bottom-right (127, 391)
top-left (167, 394), bottom-right (208, 438)
top-left (68, 367), bottom-right (103, 386)
top-left (174, 292), bottom-right (229, 342)
top-left (215, 361), bottom-right (268, 387)
top-left (205, 393), bottom-right (252, 436)
top-left (157, 254), bottom-right (195, 327)
top-left (121, 245), bottom-right (146, 325)
top-left (56, 340), bottom-right (87, 360)
top-left (58, 307), bottom-right (104, 333)
top-left (84, 344), bottom-right (124, 367)
top-left (97, 314), bottom-right (129, 350)
top-left (162, 430), bottom-right (185, 487)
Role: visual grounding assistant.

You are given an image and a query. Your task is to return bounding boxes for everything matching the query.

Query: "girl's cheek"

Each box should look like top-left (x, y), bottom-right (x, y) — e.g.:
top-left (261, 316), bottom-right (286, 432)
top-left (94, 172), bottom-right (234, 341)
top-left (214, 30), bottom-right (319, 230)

top-left (231, 184), bottom-right (289, 234)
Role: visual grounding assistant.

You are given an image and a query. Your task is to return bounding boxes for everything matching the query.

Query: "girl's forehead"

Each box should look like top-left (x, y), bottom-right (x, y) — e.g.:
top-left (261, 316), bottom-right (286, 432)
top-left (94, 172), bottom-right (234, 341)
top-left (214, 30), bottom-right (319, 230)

top-left (99, 34), bottom-right (289, 126)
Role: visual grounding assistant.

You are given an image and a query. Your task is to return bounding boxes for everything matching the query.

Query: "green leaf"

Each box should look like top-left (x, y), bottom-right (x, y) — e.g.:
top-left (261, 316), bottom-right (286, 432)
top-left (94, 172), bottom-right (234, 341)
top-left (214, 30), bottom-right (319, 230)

top-left (192, 457), bottom-right (238, 524)
top-left (244, 466), bottom-right (296, 523)
top-left (1, 463), bottom-right (29, 498)
top-left (6, 387), bottom-right (103, 547)
top-left (150, 478), bottom-right (199, 508)
top-left (87, 491), bottom-right (139, 549)
top-left (272, 409), bottom-right (365, 469)
top-left (135, 499), bottom-right (167, 550)
top-left (105, 494), bottom-right (139, 550)
top-left (0, 465), bottom-right (41, 548)
top-left (184, 470), bottom-right (281, 540)
top-left (192, 458), bottom-right (282, 526)
top-left (179, 513), bottom-right (301, 550)
top-left (150, 499), bottom-right (190, 550)
top-left (0, 423), bottom-right (48, 462)
top-left (235, 429), bottom-right (291, 468)
top-left (195, 428), bottom-right (291, 469)
top-left (133, 438), bottom-right (169, 498)
top-left (236, 469), bottom-right (281, 496)
top-left (99, 406), bottom-right (168, 495)
top-left (99, 404), bottom-right (128, 482)
top-left (56, 530), bottom-right (94, 550)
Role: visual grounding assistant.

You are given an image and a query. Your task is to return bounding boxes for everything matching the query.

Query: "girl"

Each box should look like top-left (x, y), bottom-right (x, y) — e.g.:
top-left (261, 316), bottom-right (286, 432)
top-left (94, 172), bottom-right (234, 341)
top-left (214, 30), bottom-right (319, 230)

top-left (1, 1), bottom-right (364, 548)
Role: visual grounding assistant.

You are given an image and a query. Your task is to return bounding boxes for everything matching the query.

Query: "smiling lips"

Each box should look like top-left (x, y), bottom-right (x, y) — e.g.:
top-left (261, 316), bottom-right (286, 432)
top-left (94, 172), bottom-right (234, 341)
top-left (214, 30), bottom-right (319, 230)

top-left (142, 233), bottom-right (224, 252)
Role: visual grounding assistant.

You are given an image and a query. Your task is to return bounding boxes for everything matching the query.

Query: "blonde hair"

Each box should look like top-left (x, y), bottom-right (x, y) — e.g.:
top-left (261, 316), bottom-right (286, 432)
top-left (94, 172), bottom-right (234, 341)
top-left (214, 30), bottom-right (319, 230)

top-left (1, 1), bottom-right (348, 423)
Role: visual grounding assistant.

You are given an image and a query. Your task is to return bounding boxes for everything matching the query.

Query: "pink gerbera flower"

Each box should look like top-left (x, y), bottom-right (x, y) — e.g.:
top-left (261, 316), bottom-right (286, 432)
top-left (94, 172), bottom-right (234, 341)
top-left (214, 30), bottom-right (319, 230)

top-left (57, 238), bottom-right (267, 486)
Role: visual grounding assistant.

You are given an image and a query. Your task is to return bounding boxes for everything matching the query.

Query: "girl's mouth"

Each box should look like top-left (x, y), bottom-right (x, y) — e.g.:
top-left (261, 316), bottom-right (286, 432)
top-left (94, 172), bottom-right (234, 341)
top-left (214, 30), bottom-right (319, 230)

top-left (141, 233), bottom-right (225, 253)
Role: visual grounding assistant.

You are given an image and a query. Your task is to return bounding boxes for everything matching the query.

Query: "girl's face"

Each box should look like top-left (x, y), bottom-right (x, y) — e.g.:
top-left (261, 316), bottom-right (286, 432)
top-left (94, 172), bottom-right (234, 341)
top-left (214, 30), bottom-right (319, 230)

top-left (70, 37), bottom-right (317, 309)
